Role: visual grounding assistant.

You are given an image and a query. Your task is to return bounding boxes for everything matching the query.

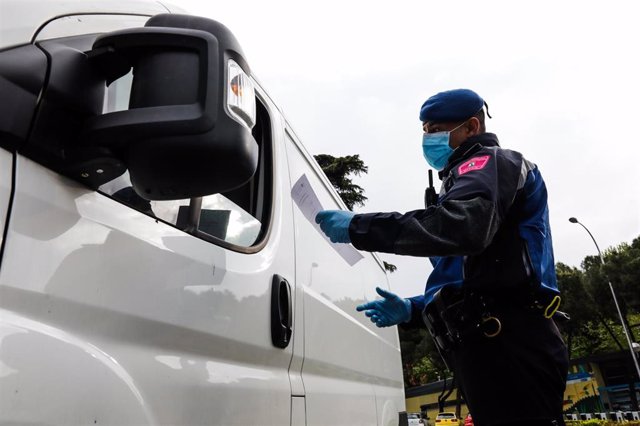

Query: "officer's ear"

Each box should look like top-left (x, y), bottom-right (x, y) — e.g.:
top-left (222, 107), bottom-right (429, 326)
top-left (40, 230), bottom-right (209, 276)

top-left (466, 117), bottom-right (482, 136)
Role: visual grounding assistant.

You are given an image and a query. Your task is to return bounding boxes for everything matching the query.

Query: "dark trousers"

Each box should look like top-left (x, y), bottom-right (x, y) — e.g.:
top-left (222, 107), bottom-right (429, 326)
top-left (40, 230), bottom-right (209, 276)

top-left (452, 311), bottom-right (569, 426)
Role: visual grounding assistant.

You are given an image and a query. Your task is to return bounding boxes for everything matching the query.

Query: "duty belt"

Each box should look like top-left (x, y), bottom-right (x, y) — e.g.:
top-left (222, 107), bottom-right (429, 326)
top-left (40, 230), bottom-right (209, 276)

top-left (421, 286), bottom-right (568, 370)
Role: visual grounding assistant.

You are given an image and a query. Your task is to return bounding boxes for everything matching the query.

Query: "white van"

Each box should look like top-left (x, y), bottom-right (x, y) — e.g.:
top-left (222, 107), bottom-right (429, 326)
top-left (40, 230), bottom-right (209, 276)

top-left (0, 1), bottom-right (406, 424)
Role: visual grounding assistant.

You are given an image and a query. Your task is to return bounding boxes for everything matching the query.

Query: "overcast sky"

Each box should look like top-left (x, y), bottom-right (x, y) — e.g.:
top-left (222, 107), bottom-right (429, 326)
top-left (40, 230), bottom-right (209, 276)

top-left (172, 0), bottom-right (639, 297)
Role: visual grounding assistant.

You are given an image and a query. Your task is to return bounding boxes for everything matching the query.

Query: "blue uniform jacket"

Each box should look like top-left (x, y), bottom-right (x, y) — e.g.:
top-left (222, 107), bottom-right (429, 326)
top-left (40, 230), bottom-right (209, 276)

top-left (348, 133), bottom-right (558, 323)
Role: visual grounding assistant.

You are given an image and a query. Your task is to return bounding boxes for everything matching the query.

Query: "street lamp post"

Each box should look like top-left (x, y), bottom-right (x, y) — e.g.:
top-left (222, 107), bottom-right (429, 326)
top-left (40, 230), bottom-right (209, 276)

top-left (569, 217), bottom-right (640, 381)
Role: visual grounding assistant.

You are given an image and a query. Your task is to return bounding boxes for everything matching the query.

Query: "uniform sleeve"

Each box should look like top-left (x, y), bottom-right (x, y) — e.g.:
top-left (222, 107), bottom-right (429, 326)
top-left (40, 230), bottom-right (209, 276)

top-left (349, 150), bottom-right (523, 257)
top-left (398, 294), bottom-right (429, 330)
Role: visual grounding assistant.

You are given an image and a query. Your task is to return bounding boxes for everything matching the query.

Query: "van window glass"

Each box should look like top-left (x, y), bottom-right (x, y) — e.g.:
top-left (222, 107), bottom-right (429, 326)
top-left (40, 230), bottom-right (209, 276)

top-left (196, 98), bottom-right (273, 247)
top-left (99, 172), bottom-right (188, 225)
top-left (198, 194), bottom-right (261, 246)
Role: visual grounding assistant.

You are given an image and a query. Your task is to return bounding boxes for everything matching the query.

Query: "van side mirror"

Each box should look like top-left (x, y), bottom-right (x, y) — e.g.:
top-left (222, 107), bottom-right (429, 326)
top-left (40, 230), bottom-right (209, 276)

top-left (83, 14), bottom-right (258, 200)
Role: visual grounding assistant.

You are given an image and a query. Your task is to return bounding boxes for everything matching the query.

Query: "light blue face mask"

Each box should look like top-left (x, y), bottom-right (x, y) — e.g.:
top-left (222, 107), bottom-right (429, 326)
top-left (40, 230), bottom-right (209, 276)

top-left (422, 121), bottom-right (466, 171)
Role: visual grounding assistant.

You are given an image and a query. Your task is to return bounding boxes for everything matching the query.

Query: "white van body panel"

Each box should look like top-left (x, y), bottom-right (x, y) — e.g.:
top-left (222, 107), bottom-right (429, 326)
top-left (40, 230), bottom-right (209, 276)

top-left (285, 130), bottom-right (405, 426)
top-left (0, 149), bottom-right (11, 247)
top-left (0, 1), bottom-right (407, 424)
top-left (0, 148), bottom-right (296, 425)
top-left (0, 309), bottom-right (153, 425)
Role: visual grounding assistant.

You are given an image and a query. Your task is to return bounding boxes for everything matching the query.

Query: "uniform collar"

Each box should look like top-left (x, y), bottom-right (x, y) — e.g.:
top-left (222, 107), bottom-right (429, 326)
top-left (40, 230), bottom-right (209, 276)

top-left (439, 132), bottom-right (500, 178)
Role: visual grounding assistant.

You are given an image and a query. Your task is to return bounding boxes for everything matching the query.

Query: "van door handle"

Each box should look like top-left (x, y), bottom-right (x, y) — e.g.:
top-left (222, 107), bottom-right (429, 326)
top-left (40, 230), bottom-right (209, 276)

top-left (271, 274), bottom-right (292, 349)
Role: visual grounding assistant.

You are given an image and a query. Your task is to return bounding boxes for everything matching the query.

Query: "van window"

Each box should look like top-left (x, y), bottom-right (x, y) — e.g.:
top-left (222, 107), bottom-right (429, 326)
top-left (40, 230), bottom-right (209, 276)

top-left (99, 73), bottom-right (273, 250)
top-left (196, 98), bottom-right (273, 248)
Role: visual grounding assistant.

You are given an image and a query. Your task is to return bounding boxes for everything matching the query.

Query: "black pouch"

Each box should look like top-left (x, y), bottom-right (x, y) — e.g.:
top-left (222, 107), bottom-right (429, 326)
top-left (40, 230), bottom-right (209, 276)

top-left (422, 286), bottom-right (465, 369)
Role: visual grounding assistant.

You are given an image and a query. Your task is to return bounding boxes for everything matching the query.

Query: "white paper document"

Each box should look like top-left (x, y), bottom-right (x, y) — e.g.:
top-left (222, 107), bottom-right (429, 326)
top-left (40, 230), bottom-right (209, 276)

top-left (291, 174), bottom-right (364, 266)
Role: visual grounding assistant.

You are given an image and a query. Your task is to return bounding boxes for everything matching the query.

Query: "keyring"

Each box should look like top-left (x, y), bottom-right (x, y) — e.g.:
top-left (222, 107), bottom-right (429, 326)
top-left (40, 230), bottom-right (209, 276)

top-left (482, 316), bottom-right (502, 338)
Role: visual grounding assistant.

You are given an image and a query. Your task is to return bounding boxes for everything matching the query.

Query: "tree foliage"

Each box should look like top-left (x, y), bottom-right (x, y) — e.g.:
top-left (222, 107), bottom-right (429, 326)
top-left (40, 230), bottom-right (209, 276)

top-left (584, 237), bottom-right (640, 323)
top-left (540, 238), bottom-right (639, 360)
top-left (313, 154), bottom-right (368, 211)
top-left (398, 327), bottom-right (447, 387)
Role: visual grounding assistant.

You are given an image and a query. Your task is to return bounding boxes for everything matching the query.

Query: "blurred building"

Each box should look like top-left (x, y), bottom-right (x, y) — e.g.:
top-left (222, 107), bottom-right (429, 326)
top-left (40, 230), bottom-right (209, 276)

top-left (405, 350), bottom-right (639, 422)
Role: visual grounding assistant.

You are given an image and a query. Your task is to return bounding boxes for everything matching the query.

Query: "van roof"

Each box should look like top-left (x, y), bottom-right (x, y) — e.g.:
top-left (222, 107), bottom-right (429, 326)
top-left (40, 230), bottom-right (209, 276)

top-left (0, 0), bottom-right (183, 50)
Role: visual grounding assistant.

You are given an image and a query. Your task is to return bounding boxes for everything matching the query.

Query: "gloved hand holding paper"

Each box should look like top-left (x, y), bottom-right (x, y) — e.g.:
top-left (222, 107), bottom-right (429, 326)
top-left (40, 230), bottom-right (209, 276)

top-left (315, 210), bottom-right (355, 243)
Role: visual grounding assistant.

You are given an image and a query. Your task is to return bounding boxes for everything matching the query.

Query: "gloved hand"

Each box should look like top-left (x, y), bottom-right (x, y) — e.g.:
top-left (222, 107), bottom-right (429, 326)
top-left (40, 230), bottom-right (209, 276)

top-left (356, 287), bottom-right (412, 328)
top-left (315, 210), bottom-right (355, 243)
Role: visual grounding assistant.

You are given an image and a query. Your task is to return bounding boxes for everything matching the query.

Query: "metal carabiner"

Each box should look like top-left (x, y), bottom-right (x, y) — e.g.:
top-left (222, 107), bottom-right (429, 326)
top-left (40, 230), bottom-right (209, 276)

top-left (482, 316), bottom-right (502, 338)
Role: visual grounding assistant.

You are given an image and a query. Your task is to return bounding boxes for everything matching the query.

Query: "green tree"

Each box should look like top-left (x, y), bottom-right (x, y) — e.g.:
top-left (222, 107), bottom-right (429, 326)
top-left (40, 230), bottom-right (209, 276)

top-left (556, 263), bottom-right (590, 356)
top-left (556, 235), bottom-right (640, 359)
top-left (313, 154), bottom-right (368, 211)
top-left (556, 263), bottom-right (623, 357)
top-left (581, 239), bottom-right (640, 342)
top-left (398, 327), bottom-right (447, 386)
top-left (583, 238), bottom-right (640, 340)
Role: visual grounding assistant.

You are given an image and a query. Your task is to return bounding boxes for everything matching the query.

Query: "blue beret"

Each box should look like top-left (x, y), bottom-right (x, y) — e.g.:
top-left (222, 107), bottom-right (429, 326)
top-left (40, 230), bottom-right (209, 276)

top-left (419, 89), bottom-right (485, 123)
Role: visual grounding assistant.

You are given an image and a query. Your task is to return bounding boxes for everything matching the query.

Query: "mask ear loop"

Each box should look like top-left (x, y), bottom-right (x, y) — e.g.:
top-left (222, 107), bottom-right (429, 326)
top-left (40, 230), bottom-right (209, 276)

top-left (484, 101), bottom-right (492, 119)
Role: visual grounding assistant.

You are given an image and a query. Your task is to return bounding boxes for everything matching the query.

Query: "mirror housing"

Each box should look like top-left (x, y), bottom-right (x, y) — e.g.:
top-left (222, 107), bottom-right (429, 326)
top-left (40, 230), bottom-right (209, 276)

top-left (83, 14), bottom-right (258, 200)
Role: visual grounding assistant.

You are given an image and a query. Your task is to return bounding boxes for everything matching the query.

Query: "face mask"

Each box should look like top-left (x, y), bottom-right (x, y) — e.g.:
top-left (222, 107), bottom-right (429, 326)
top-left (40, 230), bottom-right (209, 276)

top-left (421, 121), bottom-right (466, 171)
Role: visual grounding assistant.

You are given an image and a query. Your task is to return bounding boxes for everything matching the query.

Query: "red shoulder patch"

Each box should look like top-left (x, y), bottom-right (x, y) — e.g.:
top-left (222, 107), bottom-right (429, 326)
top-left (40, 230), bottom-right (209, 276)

top-left (458, 155), bottom-right (490, 176)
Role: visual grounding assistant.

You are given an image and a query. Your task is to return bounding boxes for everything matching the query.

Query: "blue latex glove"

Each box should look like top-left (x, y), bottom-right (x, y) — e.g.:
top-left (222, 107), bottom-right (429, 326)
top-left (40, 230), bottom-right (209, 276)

top-left (315, 210), bottom-right (355, 243)
top-left (356, 287), bottom-right (412, 328)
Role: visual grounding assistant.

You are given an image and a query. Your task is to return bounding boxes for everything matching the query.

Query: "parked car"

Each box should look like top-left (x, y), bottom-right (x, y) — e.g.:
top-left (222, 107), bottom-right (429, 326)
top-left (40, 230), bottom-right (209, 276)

top-left (408, 412), bottom-right (423, 425)
top-left (435, 412), bottom-right (458, 425)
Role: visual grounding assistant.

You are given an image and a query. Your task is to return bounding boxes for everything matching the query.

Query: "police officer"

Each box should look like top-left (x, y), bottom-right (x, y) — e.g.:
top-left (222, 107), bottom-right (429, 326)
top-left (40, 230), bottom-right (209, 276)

top-left (315, 89), bottom-right (569, 426)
